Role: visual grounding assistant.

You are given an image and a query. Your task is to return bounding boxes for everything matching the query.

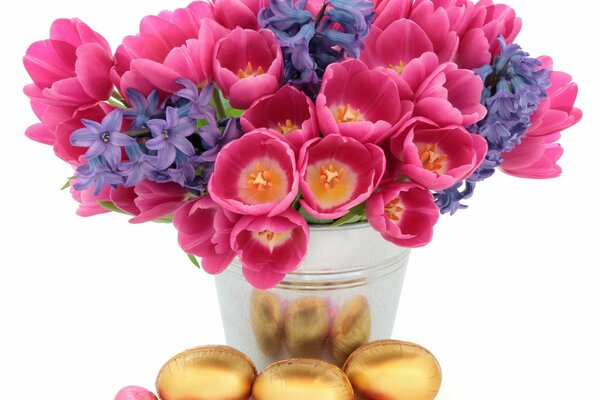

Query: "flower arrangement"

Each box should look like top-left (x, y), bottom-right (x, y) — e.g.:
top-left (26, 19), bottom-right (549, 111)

top-left (24, 0), bottom-right (581, 289)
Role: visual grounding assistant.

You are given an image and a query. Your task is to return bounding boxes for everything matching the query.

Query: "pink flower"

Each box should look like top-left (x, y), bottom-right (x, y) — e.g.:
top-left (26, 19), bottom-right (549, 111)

top-left (231, 208), bottom-right (309, 289)
top-left (214, 0), bottom-right (268, 30)
top-left (110, 186), bottom-right (141, 216)
top-left (413, 62), bottom-right (487, 126)
top-left (213, 28), bottom-right (283, 109)
top-left (71, 184), bottom-right (111, 218)
top-left (174, 196), bottom-right (238, 274)
top-left (473, 0), bottom-right (522, 58)
top-left (298, 134), bottom-right (385, 219)
top-left (372, 0), bottom-right (412, 30)
top-left (208, 130), bottom-right (299, 217)
top-left (366, 181), bottom-right (440, 248)
top-left (390, 119), bottom-right (487, 191)
top-left (316, 59), bottom-right (413, 144)
top-left (241, 85), bottom-right (318, 152)
top-left (129, 181), bottom-right (189, 224)
top-left (23, 18), bottom-right (114, 110)
top-left (27, 102), bottom-right (114, 165)
top-left (115, 386), bottom-right (158, 400)
top-left (500, 57), bottom-right (582, 179)
top-left (112, 1), bottom-right (217, 97)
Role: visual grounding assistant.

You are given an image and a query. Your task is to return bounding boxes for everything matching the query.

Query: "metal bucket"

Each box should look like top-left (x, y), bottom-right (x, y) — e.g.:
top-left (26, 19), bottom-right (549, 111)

top-left (215, 223), bottom-right (410, 370)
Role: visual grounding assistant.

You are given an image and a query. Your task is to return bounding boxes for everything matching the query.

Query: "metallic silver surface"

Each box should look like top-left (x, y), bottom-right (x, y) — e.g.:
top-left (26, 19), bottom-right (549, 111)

top-left (215, 223), bottom-right (410, 370)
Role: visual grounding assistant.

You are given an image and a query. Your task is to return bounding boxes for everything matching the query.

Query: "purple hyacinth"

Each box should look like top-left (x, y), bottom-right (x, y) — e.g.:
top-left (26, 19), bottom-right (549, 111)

top-left (175, 78), bottom-right (217, 125)
top-left (435, 36), bottom-right (551, 214)
top-left (145, 107), bottom-right (197, 170)
top-left (119, 143), bottom-right (157, 187)
top-left (260, 0), bottom-right (374, 98)
top-left (123, 89), bottom-right (163, 129)
top-left (73, 157), bottom-right (124, 195)
top-left (70, 110), bottom-right (134, 169)
top-left (199, 117), bottom-right (243, 163)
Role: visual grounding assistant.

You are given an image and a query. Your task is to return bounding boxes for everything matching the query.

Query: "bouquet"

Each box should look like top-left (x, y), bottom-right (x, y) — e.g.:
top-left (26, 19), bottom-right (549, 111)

top-left (23, 0), bottom-right (581, 289)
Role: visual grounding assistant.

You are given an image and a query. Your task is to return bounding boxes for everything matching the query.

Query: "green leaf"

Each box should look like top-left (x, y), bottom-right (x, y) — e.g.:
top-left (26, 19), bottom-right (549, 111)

top-left (107, 98), bottom-right (128, 110)
top-left (187, 254), bottom-right (201, 269)
top-left (97, 201), bottom-right (131, 215)
top-left (330, 203), bottom-right (366, 228)
top-left (60, 176), bottom-right (75, 191)
top-left (299, 207), bottom-right (334, 225)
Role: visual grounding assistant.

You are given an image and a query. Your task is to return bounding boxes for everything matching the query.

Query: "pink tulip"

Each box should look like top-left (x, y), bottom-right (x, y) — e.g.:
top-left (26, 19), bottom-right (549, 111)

top-left (115, 386), bottom-right (158, 400)
top-left (27, 103), bottom-right (113, 165)
top-left (214, 0), bottom-right (268, 30)
top-left (71, 184), bottom-right (111, 217)
top-left (110, 186), bottom-right (141, 216)
top-left (23, 18), bottom-right (114, 110)
top-left (390, 119), bottom-right (487, 191)
top-left (413, 62), bottom-right (487, 126)
top-left (112, 1), bottom-right (216, 97)
top-left (473, 0), bottom-right (522, 57)
top-left (366, 181), bottom-right (440, 248)
top-left (208, 130), bottom-right (299, 217)
top-left (231, 208), bottom-right (309, 289)
top-left (298, 134), bottom-right (385, 219)
top-left (500, 57), bottom-right (582, 179)
top-left (213, 28), bottom-right (283, 109)
top-left (241, 85), bottom-right (319, 152)
top-left (129, 181), bottom-right (189, 224)
top-left (174, 196), bottom-right (238, 274)
top-left (373, 0), bottom-right (412, 30)
top-left (317, 59), bottom-right (413, 144)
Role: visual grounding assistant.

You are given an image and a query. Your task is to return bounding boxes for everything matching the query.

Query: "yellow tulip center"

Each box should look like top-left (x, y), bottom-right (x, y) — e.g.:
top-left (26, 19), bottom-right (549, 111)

top-left (237, 62), bottom-right (264, 79)
top-left (335, 104), bottom-right (363, 123)
top-left (389, 60), bottom-right (406, 75)
top-left (418, 143), bottom-right (447, 172)
top-left (254, 229), bottom-right (293, 252)
top-left (384, 198), bottom-right (404, 221)
top-left (320, 164), bottom-right (345, 191)
top-left (239, 159), bottom-right (288, 205)
top-left (276, 119), bottom-right (299, 135)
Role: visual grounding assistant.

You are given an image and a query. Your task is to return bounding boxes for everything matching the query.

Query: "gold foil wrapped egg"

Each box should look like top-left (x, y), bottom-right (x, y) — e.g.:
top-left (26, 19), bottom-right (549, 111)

top-left (156, 345), bottom-right (257, 400)
top-left (343, 340), bottom-right (442, 400)
top-left (284, 297), bottom-right (330, 358)
top-left (331, 296), bottom-right (371, 364)
top-left (252, 359), bottom-right (354, 400)
top-left (251, 291), bottom-right (283, 356)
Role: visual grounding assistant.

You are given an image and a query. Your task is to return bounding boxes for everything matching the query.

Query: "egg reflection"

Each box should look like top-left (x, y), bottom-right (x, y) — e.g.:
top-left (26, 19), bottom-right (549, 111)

top-left (156, 345), bottom-right (257, 400)
top-left (252, 359), bottom-right (354, 400)
top-left (251, 291), bottom-right (283, 356)
top-left (285, 297), bottom-right (329, 358)
top-left (343, 340), bottom-right (442, 400)
top-left (331, 296), bottom-right (371, 364)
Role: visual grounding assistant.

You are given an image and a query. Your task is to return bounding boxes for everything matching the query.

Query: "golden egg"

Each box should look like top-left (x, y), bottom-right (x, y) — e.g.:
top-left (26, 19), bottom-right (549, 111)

top-left (331, 296), bottom-right (371, 364)
top-left (343, 340), bottom-right (442, 400)
top-left (251, 291), bottom-right (283, 356)
top-left (156, 345), bottom-right (257, 400)
top-left (252, 359), bottom-right (354, 400)
top-left (284, 297), bottom-right (330, 358)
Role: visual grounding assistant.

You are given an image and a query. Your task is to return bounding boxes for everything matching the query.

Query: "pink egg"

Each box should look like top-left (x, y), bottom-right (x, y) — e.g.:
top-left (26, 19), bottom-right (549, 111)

top-left (115, 386), bottom-right (158, 400)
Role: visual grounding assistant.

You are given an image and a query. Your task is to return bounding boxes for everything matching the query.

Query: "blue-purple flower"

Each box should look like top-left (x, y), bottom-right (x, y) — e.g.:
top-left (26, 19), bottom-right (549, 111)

top-left (435, 37), bottom-right (551, 214)
top-left (123, 89), bottom-right (163, 129)
top-left (70, 110), bottom-right (134, 169)
top-left (175, 78), bottom-right (217, 125)
top-left (73, 157), bottom-right (124, 195)
top-left (199, 117), bottom-right (243, 163)
top-left (145, 107), bottom-right (197, 170)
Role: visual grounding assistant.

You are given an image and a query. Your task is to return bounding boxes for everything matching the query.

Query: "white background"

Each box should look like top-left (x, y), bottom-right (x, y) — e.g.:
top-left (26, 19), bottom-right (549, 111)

top-left (1, 1), bottom-right (598, 399)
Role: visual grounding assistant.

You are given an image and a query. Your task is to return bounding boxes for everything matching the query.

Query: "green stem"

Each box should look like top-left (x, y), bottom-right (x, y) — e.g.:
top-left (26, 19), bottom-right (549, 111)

top-left (213, 89), bottom-right (227, 120)
top-left (125, 128), bottom-right (151, 138)
top-left (107, 97), bottom-right (128, 109)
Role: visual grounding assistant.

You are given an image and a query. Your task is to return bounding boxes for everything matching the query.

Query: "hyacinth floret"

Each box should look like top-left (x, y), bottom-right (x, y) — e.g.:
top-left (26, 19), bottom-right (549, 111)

top-left (260, 0), bottom-right (375, 98)
top-left (435, 37), bottom-right (551, 214)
